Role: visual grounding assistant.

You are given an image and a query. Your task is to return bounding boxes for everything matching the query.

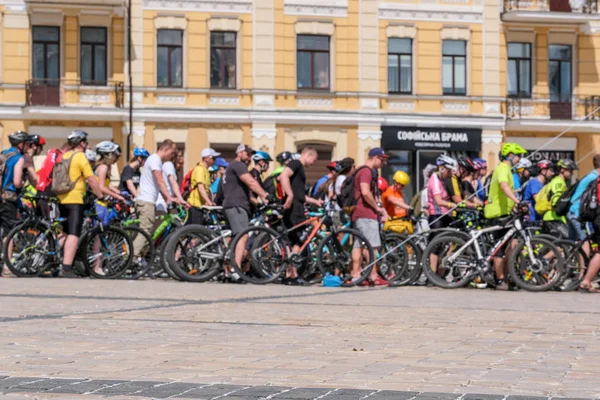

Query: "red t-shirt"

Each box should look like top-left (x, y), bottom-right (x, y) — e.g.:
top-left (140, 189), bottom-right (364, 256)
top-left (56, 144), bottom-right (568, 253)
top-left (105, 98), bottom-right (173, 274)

top-left (36, 148), bottom-right (62, 192)
top-left (352, 166), bottom-right (378, 222)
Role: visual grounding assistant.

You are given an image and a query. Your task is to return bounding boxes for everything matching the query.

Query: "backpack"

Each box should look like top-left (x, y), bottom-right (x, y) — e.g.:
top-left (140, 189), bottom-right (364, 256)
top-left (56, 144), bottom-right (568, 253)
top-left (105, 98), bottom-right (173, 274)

top-left (409, 189), bottom-right (424, 218)
top-left (36, 148), bottom-right (63, 193)
top-left (0, 150), bottom-right (18, 190)
top-left (263, 168), bottom-right (284, 202)
top-left (534, 184), bottom-right (552, 216)
top-left (553, 181), bottom-right (579, 217)
top-left (51, 151), bottom-right (81, 195)
top-left (579, 177), bottom-right (599, 222)
top-left (337, 166), bottom-right (376, 214)
top-left (179, 166), bottom-right (195, 200)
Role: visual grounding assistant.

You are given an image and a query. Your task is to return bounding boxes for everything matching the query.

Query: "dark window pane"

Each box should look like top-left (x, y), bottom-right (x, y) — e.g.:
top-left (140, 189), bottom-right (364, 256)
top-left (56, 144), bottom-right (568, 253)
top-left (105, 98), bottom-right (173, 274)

top-left (170, 47), bottom-right (182, 86)
top-left (158, 29), bottom-right (182, 45)
top-left (443, 40), bottom-right (466, 56)
top-left (33, 26), bottom-right (59, 42)
top-left (508, 43), bottom-right (530, 58)
top-left (211, 32), bottom-right (224, 46)
top-left (210, 48), bottom-right (222, 87)
top-left (560, 62), bottom-right (571, 98)
top-left (314, 52), bottom-right (329, 88)
top-left (388, 38), bottom-right (411, 54)
top-left (388, 55), bottom-right (398, 92)
top-left (297, 51), bottom-right (312, 89)
top-left (81, 44), bottom-right (92, 82)
top-left (454, 57), bottom-right (466, 94)
top-left (507, 59), bottom-right (517, 95)
top-left (32, 43), bottom-right (45, 79)
top-left (442, 56), bottom-right (453, 93)
top-left (223, 32), bottom-right (236, 47)
top-left (223, 48), bottom-right (236, 88)
top-left (94, 45), bottom-right (107, 82)
top-left (549, 60), bottom-right (560, 101)
top-left (549, 44), bottom-right (571, 61)
top-left (520, 60), bottom-right (531, 96)
top-left (157, 46), bottom-right (169, 86)
top-left (297, 35), bottom-right (329, 51)
top-left (81, 27), bottom-right (106, 43)
top-left (47, 44), bottom-right (60, 79)
top-left (400, 55), bottom-right (412, 93)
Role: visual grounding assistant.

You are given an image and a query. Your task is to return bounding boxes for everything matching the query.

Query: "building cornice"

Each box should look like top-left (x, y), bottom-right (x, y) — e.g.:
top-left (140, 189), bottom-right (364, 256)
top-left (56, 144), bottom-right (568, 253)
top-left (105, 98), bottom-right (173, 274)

top-left (142, 0), bottom-right (252, 14)
top-left (284, 0), bottom-right (348, 18)
top-left (379, 2), bottom-right (483, 23)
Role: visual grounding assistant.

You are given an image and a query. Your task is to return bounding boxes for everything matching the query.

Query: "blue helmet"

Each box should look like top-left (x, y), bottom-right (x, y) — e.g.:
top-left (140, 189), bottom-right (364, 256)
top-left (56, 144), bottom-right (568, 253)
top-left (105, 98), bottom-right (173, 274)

top-left (252, 151), bottom-right (273, 162)
top-left (133, 147), bottom-right (150, 158)
top-left (214, 157), bottom-right (229, 168)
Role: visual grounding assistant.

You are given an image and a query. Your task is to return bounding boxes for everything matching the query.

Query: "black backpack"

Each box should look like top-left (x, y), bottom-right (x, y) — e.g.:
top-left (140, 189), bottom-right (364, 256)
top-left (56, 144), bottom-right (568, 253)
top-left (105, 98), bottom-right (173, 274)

top-left (553, 180), bottom-right (579, 217)
top-left (337, 166), bottom-right (376, 214)
top-left (579, 178), bottom-right (599, 222)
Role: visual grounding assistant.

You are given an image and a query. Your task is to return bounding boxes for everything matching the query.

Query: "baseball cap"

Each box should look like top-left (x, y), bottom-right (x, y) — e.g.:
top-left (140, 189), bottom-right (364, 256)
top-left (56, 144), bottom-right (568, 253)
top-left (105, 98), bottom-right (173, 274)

top-left (236, 144), bottom-right (255, 155)
top-left (369, 148), bottom-right (389, 158)
top-left (201, 148), bottom-right (221, 158)
top-left (214, 157), bottom-right (229, 168)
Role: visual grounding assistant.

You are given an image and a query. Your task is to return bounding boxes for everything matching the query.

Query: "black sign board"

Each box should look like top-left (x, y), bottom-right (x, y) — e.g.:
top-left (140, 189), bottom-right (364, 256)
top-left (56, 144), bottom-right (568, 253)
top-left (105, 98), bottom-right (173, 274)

top-left (527, 150), bottom-right (575, 163)
top-left (382, 127), bottom-right (482, 151)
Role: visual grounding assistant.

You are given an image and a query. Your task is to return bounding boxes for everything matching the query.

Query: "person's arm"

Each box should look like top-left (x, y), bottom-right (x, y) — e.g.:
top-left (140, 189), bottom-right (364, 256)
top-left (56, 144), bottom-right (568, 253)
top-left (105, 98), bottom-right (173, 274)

top-left (434, 193), bottom-right (453, 209)
top-left (12, 158), bottom-right (24, 189)
top-left (152, 169), bottom-right (176, 204)
top-left (126, 180), bottom-right (138, 197)
top-left (27, 166), bottom-right (39, 186)
top-left (240, 173), bottom-right (268, 201)
top-left (386, 195), bottom-right (412, 210)
top-left (280, 166), bottom-right (294, 208)
top-left (305, 196), bottom-right (323, 207)
top-left (359, 181), bottom-right (387, 218)
top-left (500, 181), bottom-right (520, 204)
top-left (97, 165), bottom-right (125, 201)
top-left (197, 182), bottom-right (214, 206)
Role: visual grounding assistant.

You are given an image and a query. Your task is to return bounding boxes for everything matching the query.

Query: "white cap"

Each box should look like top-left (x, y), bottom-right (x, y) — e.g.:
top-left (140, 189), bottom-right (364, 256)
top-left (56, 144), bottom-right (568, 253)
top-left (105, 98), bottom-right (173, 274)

top-left (201, 148), bottom-right (221, 158)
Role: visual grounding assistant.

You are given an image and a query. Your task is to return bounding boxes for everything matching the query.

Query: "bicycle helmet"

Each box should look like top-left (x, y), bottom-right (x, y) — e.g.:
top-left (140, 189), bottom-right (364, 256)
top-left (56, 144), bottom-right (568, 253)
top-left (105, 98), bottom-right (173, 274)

top-left (327, 161), bottom-right (337, 171)
top-left (8, 130), bottom-right (29, 146)
top-left (557, 158), bottom-right (578, 171)
top-left (473, 157), bottom-right (487, 170)
top-left (28, 134), bottom-right (46, 146)
top-left (276, 151), bottom-right (292, 164)
top-left (436, 154), bottom-right (458, 170)
top-left (457, 156), bottom-right (476, 173)
top-left (96, 141), bottom-right (120, 155)
top-left (537, 159), bottom-right (553, 170)
top-left (67, 129), bottom-right (88, 146)
top-left (85, 149), bottom-right (98, 162)
top-left (377, 177), bottom-right (389, 192)
top-left (514, 158), bottom-right (532, 171)
top-left (133, 147), bottom-right (150, 158)
top-left (252, 151), bottom-right (273, 162)
top-left (393, 170), bottom-right (410, 186)
top-left (501, 142), bottom-right (527, 157)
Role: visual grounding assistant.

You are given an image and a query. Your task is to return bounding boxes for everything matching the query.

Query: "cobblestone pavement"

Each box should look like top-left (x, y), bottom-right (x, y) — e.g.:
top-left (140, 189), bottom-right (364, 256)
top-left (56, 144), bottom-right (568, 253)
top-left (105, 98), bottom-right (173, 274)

top-left (1, 279), bottom-right (599, 400)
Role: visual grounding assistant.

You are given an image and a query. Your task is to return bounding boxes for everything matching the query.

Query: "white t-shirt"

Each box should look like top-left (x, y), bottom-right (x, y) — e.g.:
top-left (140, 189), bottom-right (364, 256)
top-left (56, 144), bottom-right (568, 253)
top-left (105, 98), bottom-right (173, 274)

top-left (136, 154), bottom-right (163, 203)
top-left (157, 161), bottom-right (177, 212)
top-left (334, 175), bottom-right (347, 196)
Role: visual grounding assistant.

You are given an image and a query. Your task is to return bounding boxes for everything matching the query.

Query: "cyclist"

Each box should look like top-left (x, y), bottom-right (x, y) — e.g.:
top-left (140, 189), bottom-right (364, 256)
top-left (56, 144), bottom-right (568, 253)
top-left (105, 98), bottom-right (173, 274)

top-left (541, 158), bottom-right (577, 239)
top-left (456, 156), bottom-right (482, 208)
top-left (157, 145), bottom-right (188, 214)
top-left (57, 130), bottom-right (104, 278)
top-left (381, 171), bottom-right (413, 233)
top-left (85, 149), bottom-right (98, 166)
top-left (94, 142), bottom-right (126, 203)
top-left (334, 157), bottom-right (355, 197)
top-left (568, 155), bottom-right (600, 256)
top-left (350, 148), bottom-right (390, 287)
top-left (263, 151), bottom-right (294, 202)
top-left (513, 158), bottom-right (533, 198)
top-left (312, 161), bottom-right (337, 197)
top-left (36, 142), bottom-right (71, 219)
top-left (473, 157), bottom-right (488, 202)
top-left (210, 157), bottom-right (228, 197)
top-left (428, 155), bottom-right (457, 230)
top-left (280, 146), bottom-right (323, 285)
top-left (23, 134), bottom-right (45, 187)
top-left (484, 142), bottom-right (527, 290)
top-left (522, 159), bottom-right (553, 222)
top-left (118, 147), bottom-right (149, 198)
top-left (188, 148), bottom-right (220, 223)
top-left (249, 151), bottom-right (272, 189)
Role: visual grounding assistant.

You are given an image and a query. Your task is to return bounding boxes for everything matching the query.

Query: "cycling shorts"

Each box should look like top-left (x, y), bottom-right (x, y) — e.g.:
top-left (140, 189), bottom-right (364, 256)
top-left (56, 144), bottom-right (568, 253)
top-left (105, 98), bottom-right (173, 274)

top-left (283, 200), bottom-right (307, 246)
top-left (0, 200), bottom-right (18, 234)
top-left (59, 204), bottom-right (84, 236)
top-left (428, 215), bottom-right (453, 241)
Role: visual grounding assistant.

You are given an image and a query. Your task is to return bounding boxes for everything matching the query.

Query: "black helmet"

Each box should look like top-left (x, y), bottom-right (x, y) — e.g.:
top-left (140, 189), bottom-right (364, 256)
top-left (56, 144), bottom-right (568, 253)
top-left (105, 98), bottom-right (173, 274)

top-left (67, 129), bottom-right (88, 146)
top-left (276, 151), bottom-right (292, 164)
top-left (557, 159), bottom-right (578, 171)
top-left (9, 130), bottom-right (29, 146)
top-left (457, 156), bottom-right (476, 173)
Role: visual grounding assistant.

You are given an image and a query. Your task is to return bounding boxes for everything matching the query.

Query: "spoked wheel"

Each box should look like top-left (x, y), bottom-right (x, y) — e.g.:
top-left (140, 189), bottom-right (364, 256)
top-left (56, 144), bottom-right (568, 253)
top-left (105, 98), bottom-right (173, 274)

top-left (381, 234), bottom-right (423, 286)
top-left (421, 236), bottom-right (475, 288)
top-left (120, 226), bottom-right (155, 280)
top-left (316, 228), bottom-right (374, 286)
top-left (230, 226), bottom-right (288, 284)
top-left (377, 232), bottom-right (409, 283)
top-left (508, 238), bottom-right (564, 292)
top-left (82, 226), bottom-right (134, 279)
top-left (164, 225), bottom-right (225, 282)
top-left (3, 222), bottom-right (56, 277)
top-left (297, 236), bottom-right (324, 285)
top-left (553, 240), bottom-right (589, 292)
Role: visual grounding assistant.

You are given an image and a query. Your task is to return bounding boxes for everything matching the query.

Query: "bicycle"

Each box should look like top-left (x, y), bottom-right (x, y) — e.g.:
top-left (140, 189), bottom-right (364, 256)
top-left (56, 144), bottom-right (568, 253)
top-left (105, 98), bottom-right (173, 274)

top-left (420, 204), bottom-right (565, 291)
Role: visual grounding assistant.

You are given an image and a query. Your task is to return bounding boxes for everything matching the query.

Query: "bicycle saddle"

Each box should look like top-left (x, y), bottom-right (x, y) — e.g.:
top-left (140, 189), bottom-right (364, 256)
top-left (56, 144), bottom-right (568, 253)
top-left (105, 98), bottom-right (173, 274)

top-left (201, 205), bottom-right (223, 211)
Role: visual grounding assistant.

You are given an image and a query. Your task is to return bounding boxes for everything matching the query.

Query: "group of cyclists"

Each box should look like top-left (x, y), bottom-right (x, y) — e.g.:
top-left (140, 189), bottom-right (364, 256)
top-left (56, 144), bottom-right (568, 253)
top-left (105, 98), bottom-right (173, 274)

top-left (1, 128), bottom-right (599, 292)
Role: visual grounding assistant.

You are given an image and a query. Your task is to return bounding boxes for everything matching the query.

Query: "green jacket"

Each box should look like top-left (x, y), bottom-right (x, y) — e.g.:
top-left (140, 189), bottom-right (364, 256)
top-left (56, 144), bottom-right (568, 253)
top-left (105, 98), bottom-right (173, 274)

top-left (543, 176), bottom-right (567, 223)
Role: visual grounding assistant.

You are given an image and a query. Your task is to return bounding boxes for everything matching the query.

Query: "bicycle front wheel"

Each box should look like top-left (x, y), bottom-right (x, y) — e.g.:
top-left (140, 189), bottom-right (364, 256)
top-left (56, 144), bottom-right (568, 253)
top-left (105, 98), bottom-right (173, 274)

top-left (382, 234), bottom-right (423, 286)
top-left (82, 226), bottom-right (133, 279)
top-left (421, 236), bottom-right (475, 289)
top-left (120, 226), bottom-right (155, 280)
top-left (230, 226), bottom-right (288, 284)
top-left (508, 238), bottom-right (564, 292)
top-left (3, 222), bottom-right (57, 277)
top-left (554, 239), bottom-right (589, 292)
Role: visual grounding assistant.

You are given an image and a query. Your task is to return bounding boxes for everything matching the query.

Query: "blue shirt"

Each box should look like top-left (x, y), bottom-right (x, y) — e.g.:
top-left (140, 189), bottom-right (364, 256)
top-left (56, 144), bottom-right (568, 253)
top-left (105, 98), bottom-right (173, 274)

top-left (522, 178), bottom-right (543, 221)
top-left (210, 177), bottom-right (221, 196)
top-left (569, 170), bottom-right (599, 216)
top-left (1, 147), bottom-right (23, 193)
top-left (512, 172), bottom-right (522, 198)
top-left (312, 174), bottom-right (329, 197)
top-left (475, 179), bottom-right (486, 202)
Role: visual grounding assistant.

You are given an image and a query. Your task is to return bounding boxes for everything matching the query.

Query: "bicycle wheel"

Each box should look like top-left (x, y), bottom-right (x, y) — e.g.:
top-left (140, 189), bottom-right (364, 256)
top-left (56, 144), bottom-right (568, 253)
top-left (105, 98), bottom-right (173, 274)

top-left (82, 226), bottom-right (133, 279)
top-left (508, 238), bottom-right (564, 292)
top-left (377, 232), bottom-right (409, 282)
top-left (554, 239), bottom-right (588, 292)
top-left (3, 222), bottom-right (57, 277)
top-left (120, 226), bottom-right (155, 280)
top-left (383, 234), bottom-right (423, 286)
top-left (164, 225), bottom-right (224, 282)
top-left (316, 228), bottom-right (374, 286)
top-left (298, 235), bottom-right (324, 284)
top-left (421, 235), bottom-right (475, 289)
top-left (230, 226), bottom-right (288, 284)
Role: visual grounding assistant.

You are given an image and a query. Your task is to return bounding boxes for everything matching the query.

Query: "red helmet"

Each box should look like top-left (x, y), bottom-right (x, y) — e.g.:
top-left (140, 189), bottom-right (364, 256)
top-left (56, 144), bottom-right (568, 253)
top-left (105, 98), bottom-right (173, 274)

top-left (28, 134), bottom-right (46, 146)
top-left (377, 177), bottom-right (389, 192)
top-left (537, 159), bottom-right (553, 170)
top-left (327, 161), bottom-right (337, 171)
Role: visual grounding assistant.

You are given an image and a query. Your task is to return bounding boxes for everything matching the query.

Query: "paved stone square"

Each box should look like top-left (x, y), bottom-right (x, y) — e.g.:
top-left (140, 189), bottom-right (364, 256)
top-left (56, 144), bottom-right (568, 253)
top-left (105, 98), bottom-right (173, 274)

top-left (0, 279), bottom-right (599, 399)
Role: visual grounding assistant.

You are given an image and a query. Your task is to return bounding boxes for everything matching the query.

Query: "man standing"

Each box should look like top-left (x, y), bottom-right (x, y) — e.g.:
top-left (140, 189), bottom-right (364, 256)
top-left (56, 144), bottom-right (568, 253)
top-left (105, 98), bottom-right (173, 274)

top-left (157, 146), bottom-right (188, 214)
top-left (484, 142), bottom-right (527, 290)
top-left (133, 140), bottom-right (180, 263)
top-left (55, 130), bottom-right (104, 278)
top-left (249, 151), bottom-right (272, 189)
top-left (188, 148), bottom-right (220, 223)
top-left (280, 147), bottom-right (323, 285)
top-left (568, 156), bottom-right (600, 257)
top-left (350, 148), bottom-right (390, 287)
top-left (119, 148), bottom-right (149, 198)
top-left (223, 144), bottom-right (270, 275)
top-left (542, 159), bottom-right (577, 239)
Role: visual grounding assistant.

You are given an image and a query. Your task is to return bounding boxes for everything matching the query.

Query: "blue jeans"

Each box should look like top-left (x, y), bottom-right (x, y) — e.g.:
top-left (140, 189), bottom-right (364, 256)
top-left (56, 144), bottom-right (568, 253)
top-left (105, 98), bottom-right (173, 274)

top-left (567, 212), bottom-right (587, 241)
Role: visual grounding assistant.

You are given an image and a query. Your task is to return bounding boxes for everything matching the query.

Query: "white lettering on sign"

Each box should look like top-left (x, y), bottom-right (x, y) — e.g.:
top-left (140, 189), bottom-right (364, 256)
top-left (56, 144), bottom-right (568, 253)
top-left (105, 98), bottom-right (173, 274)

top-left (397, 130), bottom-right (469, 143)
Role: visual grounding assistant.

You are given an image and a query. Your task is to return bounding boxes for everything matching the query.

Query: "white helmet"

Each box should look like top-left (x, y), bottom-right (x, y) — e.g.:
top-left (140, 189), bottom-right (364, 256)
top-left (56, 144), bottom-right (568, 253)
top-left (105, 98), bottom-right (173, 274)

top-left (515, 158), bottom-right (532, 170)
top-left (436, 154), bottom-right (458, 170)
top-left (96, 141), bottom-right (119, 155)
top-left (85, 149), bottom-right (98, 162)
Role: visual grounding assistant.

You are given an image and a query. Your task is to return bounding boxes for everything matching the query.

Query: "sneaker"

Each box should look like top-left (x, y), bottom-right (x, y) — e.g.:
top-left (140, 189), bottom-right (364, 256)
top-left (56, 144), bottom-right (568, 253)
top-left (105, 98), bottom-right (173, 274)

top-left (370, 277), bottom-right (389, 287)
top-left (289, 277), bottom-right (307, 286)
top-left (59, 266), bottom-right (80, 279)
top-left (496, 282), bottom-right (509, 291)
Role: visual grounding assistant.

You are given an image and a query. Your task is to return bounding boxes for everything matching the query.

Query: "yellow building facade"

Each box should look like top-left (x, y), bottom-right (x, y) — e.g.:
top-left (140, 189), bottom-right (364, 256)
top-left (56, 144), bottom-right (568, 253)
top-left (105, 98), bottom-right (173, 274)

top-left (1, 0), bottom-right (600, 196)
